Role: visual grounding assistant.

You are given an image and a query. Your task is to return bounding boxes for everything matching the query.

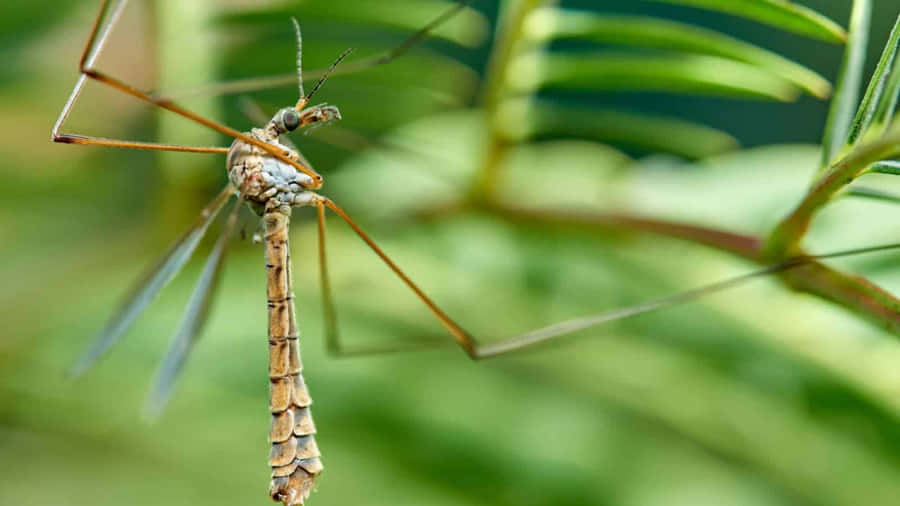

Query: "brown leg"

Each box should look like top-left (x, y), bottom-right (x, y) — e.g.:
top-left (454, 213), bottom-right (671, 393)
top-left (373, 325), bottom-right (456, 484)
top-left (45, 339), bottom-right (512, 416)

top-left (314, 200), bottom-right (450, 357)
top-left (53, 0), bottom-right (321, 186)
top-left (238, 97), bottom-right (460, 188)
top-left (319, 198), bottom-right (480, 357)
top-left (319, 198), bottom-right (900, 359)
top-left (52, 1), bottom-right (228, 154)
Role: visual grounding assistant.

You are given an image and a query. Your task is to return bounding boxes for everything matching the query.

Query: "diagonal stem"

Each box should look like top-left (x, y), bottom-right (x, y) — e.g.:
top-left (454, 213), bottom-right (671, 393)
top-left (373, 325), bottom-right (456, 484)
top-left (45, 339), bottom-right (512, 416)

top-left (767, 122), bottom-right (900, 257)
top-left (486, 202), bottom-right (900, 337)
top-left (472, 0), bottom-right (552, 201)
top-left (780, 262), bottom-right (900, 335)
top-left (490, 202), bottom-right (764, 261)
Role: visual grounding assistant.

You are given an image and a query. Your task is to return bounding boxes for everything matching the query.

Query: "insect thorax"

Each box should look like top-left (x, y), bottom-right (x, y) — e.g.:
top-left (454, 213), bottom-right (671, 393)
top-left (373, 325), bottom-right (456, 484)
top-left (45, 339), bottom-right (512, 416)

top-left (226, 128), bottom-right (316, 214)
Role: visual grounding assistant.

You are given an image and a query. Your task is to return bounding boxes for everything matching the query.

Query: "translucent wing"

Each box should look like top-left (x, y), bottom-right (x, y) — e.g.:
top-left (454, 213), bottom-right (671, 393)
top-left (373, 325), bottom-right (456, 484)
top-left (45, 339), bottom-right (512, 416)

top-left (143, 196), bottom-right (244, 419)
top-left (69, 186), bottom-right (235, 378)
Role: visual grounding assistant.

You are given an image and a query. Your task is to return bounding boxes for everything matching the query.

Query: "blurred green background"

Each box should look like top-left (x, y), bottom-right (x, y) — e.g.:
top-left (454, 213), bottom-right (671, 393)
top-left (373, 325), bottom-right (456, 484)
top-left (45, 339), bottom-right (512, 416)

top-left (3, 1), bottom-right (900, 506)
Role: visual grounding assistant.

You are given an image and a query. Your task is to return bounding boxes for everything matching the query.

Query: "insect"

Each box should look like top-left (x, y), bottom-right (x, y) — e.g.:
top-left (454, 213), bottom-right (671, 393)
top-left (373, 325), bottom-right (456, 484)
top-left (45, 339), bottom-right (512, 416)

top-left (52, 1), bottom-right (900, 505)
top-left (53, 1), bottom-right (481, 504)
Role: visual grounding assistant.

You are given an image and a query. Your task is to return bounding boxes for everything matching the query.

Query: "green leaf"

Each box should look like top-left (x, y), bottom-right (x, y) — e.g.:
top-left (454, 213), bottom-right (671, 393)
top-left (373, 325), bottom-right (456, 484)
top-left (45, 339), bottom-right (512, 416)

top-left (0, 0), bottom-right (81, 51)
top-left (540, 339), bottom-right (900, 506)
top-left (871, 30), bottom-right (900, 129)
top-left (496, 99), bottom-right (739, 159)
top-left (870, 160), bottom-right (900, 175)
top-left (217, 0), bottom-right (488, 48)
top-left (846, 14), bottom-right (900, 146)
top-left (845, 186), bottom-right (900, 204)
top-left (648, 0), bottom-right (846, 43)
top-left (509, 51), bottom-right (800, 102)
top-left (820, 0), bottom-right (871, 169)
top-left (525, 9), bottom-right (831, 98)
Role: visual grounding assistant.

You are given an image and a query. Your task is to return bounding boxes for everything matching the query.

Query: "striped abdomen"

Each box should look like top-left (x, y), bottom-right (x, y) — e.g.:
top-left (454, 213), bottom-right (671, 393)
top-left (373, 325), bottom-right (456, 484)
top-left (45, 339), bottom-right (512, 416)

top-left (265, 210), bottom-right (322, 506)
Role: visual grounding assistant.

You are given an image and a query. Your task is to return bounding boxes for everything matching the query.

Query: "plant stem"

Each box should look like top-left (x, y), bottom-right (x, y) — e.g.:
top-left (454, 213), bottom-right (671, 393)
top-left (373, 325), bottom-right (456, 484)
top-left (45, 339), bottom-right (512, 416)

top-left (472, 0), bottom-right (550, 201)
top-left (767, 121), bottom-right (900, 257)
top-left (490, 203), bottom-right (764, 261)
top-left (780, 262), bottom-right (900, 335)
top-left (479, 0), bottom-right (547, 111)
top-left (486, 202), bottom-right (900, 337)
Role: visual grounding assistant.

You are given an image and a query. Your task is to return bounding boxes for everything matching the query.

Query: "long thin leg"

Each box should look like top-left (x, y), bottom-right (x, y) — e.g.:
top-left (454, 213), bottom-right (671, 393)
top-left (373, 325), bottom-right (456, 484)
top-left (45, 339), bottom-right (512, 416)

top-left (315, 200), bottom-right (449, 357)
top-left (52, 0), bottom-right (229, 154)
top-left (144, 195), bottom-right (244, 418)
top-left (154, 0), bottom-right (474, 101)
top-left (70, 186), bottom-right (236, 378)
top-left (320, 197), bottom-right (900, 360)
top-left (54, 0), bottom-right (321, 187)
top-left (321, 198), bottom-right (479, 357)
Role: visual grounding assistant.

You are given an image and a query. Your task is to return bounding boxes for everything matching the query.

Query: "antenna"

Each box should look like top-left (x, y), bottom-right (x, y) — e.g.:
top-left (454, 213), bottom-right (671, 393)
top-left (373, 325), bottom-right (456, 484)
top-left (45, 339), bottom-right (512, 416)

top-left (298, 47), bottom-right (354, 109)
top-left (291, 17), bottom-right (304, 99)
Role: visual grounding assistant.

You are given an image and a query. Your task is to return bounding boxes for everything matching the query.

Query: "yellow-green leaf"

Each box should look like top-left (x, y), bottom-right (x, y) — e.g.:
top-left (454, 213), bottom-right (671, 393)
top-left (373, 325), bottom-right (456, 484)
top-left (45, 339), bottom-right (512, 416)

top-left (497, 99), bottom-right (739, 159)
top-left (649, 0), bottom-right (846, 43)
top-left (509, 51), bottom-right (800, 102)
top-left (525, 8), bottom-right (831, 98)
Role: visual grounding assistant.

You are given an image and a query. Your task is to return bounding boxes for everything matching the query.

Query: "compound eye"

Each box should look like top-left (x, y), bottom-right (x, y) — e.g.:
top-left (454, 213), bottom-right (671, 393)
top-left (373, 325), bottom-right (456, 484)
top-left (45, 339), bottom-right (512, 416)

top-left (283, 110), bottom-right (300, 131)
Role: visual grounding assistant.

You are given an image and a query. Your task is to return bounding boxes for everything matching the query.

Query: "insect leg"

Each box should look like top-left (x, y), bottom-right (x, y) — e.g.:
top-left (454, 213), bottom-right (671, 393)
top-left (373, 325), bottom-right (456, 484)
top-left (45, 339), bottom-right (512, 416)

top-left (237, 97), bottom-right (314, 171)
top-left (237, 97), bottom-right (460, 188)
top-left (321, 198), bottom-right (480, 357)
top-left (52, 0), bottom-right (229, 154)
top-left (314, 199), bottom-right (450, 358)
top-left (321, 198), bottom-right (900, 359)
top-left (53, 0), bottom-right (321, 186)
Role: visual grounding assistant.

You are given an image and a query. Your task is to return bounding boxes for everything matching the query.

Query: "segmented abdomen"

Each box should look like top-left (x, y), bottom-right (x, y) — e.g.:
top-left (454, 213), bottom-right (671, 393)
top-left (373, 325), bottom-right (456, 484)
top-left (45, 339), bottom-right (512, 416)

top-left (265, 210), bottom-right (322, 506)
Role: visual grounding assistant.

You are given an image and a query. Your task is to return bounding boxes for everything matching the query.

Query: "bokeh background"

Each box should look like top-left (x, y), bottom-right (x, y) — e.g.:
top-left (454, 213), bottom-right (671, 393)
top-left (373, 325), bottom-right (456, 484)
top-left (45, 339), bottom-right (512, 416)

top-left (3, 1), bottom-right (900, 505)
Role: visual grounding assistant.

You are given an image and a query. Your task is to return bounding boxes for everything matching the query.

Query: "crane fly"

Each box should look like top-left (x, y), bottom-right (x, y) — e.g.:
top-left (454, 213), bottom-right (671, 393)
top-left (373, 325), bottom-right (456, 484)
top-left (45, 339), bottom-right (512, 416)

top-left (53, 1), bottom-right (474, 503)
top-left (52, 1), bottom-right (900, 505)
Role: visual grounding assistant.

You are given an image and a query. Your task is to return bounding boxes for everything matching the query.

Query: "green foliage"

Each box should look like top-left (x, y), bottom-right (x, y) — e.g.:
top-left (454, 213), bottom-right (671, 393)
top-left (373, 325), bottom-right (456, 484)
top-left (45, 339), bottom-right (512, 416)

top-left (528, 9), bottom-right (832, 98)
top-left (820, 0), bottom-right (871, 167)
top-left (649, 0), bottom-right (848, 43)
top-left (512, 51), bottom-right (804, 101)
top-left (767, 6), bottom-right (900, 256)
top-left (846, 14), bottom-right (900, 146)
top-left (493, 1), bottom-right (843, 161)
top-left (872, 159), bottom-right (900, 174)
top-left (498, 99), bottom-right (739, 159)
top-left (845, 185), bottom-right (900, 204)
top-left (216, 0), bottom-right (488, 48)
